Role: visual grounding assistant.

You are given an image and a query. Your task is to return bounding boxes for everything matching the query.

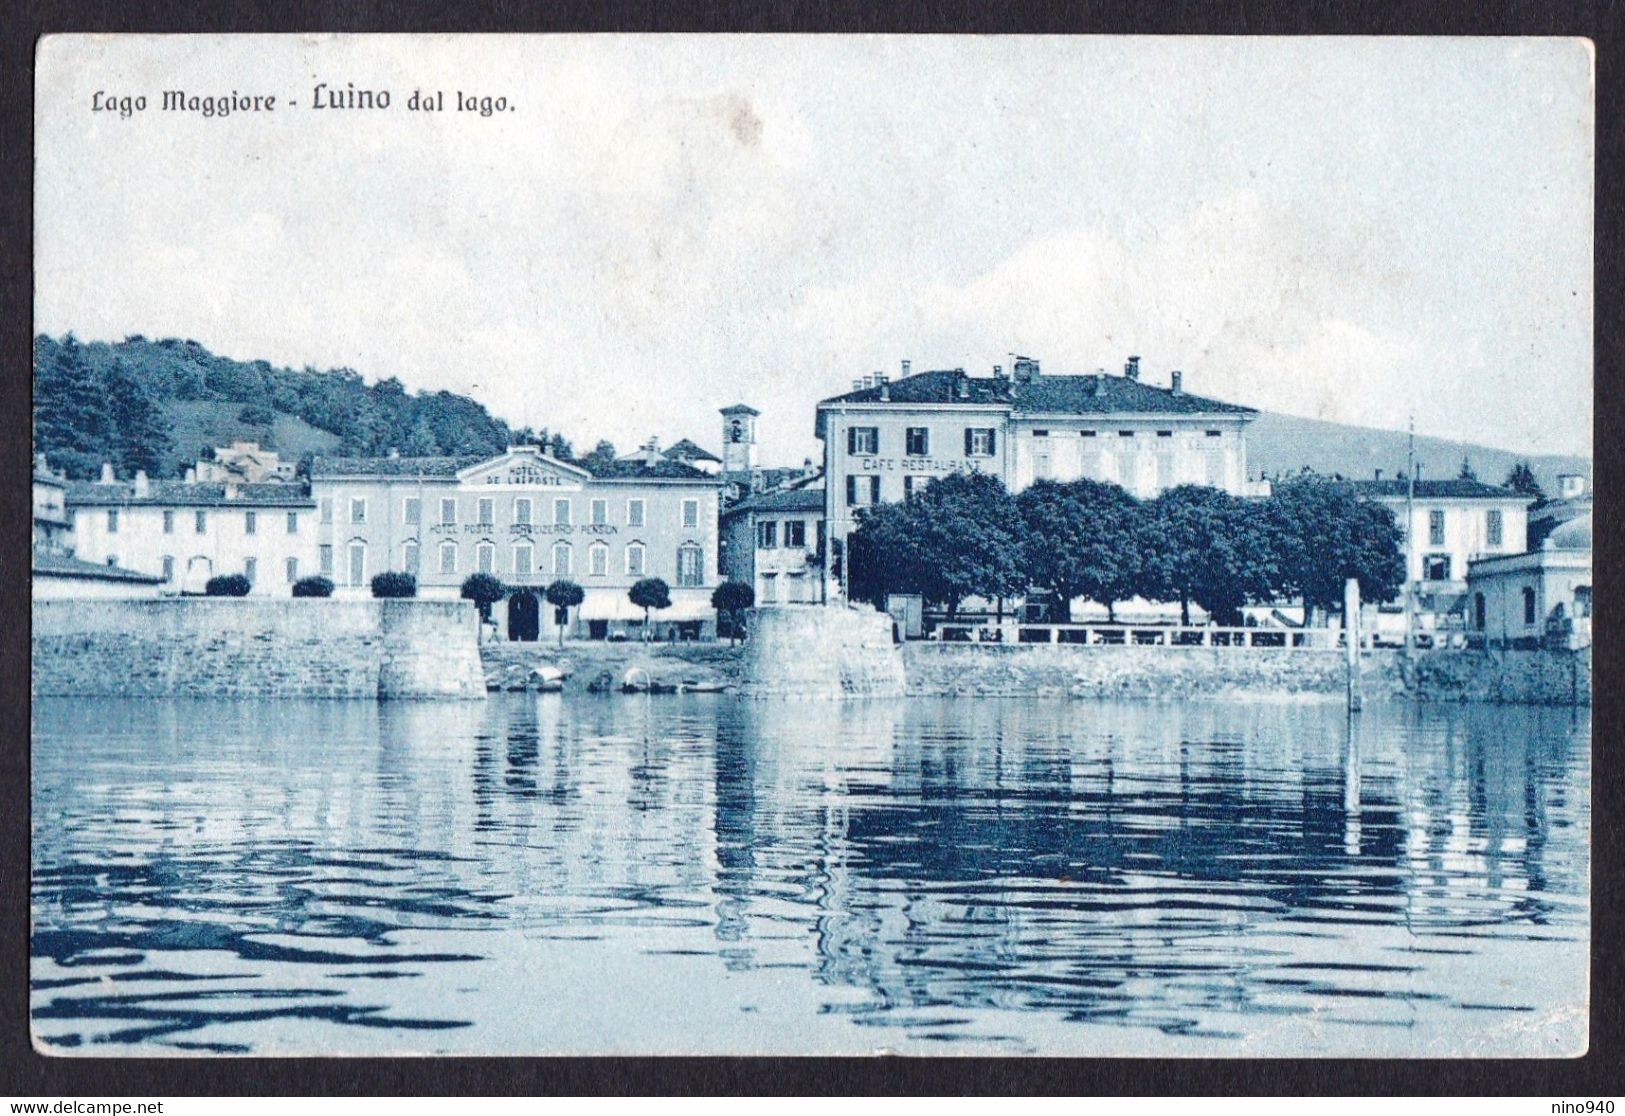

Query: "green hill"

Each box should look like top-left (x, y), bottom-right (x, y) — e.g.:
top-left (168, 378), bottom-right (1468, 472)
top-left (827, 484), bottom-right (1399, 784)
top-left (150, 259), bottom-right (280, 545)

top-left (32, 334), bottom-right (572, 480)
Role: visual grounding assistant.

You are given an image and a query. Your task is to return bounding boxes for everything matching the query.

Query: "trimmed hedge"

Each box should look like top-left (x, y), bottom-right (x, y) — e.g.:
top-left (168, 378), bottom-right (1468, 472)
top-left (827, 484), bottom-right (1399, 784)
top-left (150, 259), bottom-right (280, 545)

top-left (292, 575), bottom-right (335, 598)
top-left (204, 573), bottom-right (252, 597)
top-left (371, 571), bottom-right (418, 598)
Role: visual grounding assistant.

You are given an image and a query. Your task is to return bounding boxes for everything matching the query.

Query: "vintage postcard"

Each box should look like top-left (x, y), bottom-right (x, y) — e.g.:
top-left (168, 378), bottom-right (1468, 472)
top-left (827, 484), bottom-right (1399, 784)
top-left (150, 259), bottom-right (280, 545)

top-left (29, 34), bottom-right (1592, 1057)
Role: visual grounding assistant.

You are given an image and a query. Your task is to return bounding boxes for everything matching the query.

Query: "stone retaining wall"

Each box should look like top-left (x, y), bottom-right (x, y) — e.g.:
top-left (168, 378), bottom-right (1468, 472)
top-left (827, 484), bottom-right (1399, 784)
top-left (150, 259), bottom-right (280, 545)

top-left (479, 640), bottom-right (744, 693)
top-left (32, 599), bottom-right (486, 699)
top-left (740, 606), bottom-right (907, 698)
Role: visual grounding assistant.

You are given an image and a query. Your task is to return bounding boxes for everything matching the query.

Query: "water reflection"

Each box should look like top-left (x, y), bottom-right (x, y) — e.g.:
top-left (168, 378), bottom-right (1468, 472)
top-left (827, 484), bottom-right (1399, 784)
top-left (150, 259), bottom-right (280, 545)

top-left (32, 696), bottom-right (1588, 1055)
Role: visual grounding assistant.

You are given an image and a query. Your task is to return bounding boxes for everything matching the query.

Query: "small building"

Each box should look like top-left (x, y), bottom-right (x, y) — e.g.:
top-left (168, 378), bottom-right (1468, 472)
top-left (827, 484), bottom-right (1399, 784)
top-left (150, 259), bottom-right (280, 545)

top-left (194, 440), bottom-right (298, 484)
top-left (32, 548), bottom-right (164, 600)
top-left (65, 465), bottom-right (319, 596)
top-left (661, 438), bottom-right (723, 476)
top-left (719, 478), bottom-right (826, 607)
top-left (1467, 513), bottom-right (1592, 650)
top-left (310, 443), bottom-right (722, 640)
top-left (1528, 473), bottom-right (1590, 550)
top-left (1349, 477), bottom-right (1535, 635)
top-left (33, 458), bottom-right (71, 553)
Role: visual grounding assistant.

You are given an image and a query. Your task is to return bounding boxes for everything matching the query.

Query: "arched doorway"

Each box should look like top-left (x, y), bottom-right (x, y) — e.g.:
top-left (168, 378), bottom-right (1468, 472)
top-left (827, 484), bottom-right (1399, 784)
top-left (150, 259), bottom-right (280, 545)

top-left (507, 590), bottom-right (540, 642)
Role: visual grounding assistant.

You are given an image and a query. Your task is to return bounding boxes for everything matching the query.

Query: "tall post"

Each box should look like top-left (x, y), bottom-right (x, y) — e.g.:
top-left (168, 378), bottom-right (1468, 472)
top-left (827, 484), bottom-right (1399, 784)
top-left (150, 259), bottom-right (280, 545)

top-left (1403, 417), bottom-right (1416, 658)
top-left (1345, 576), bottom-right (1363, 712)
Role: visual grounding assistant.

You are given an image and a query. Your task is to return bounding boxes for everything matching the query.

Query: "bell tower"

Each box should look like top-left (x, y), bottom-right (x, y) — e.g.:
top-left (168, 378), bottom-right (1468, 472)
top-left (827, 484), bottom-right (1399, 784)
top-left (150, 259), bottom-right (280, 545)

top-left (719, 404), bottom-right (760, 476)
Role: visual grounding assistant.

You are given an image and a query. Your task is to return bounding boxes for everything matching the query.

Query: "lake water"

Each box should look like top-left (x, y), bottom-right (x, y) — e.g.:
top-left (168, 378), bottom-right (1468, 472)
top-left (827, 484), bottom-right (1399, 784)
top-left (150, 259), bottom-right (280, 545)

top-left (31, 695), bottom-right (1589, 1057)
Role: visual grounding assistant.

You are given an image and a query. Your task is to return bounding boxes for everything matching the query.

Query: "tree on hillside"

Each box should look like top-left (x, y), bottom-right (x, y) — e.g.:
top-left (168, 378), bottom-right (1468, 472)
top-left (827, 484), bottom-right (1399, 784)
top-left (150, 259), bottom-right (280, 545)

top-left (104, 359), bottom-right (173, 477)
top-left (1017, 478), bottom-right (1146, 622)
top-left (1458, 455), bottom-right (1478, 481)
top-left (629, 577), bottom-right (671, 638)
top-left (33, 334), bottom-right (115, 478)
top-left (1266, 476), bottom-right (1405, 621)
top-left (1505, 461), bottom-right (1546, 504)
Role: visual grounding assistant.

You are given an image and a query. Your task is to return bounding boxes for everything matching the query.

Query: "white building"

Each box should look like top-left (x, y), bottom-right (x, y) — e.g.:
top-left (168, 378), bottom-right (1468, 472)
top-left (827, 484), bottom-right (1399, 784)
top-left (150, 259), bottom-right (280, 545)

top-left (719, 478), bottom-right (826, 607)
top-left (814, 356), bottom-right (1260, 600)
top-left (65, 466), bottom-right (319, 596)
top-left (1467, 513), bottom-right (1591, 650)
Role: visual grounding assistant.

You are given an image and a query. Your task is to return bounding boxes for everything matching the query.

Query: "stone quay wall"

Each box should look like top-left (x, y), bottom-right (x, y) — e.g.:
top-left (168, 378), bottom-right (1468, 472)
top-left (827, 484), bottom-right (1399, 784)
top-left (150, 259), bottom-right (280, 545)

top-left (480, 640), bottom-right (745, 693)
top-left (739, 605), bottom-right (907, 698)
top-left (32, 599), bottom-right (486, 700)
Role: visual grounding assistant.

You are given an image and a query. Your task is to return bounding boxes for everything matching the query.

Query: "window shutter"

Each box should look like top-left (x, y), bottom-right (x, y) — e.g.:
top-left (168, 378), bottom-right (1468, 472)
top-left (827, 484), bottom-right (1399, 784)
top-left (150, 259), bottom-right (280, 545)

top-left (847, 427), bottom-right (857, 455)
top-left (964, 428), bottom-right (973, 456)
top-left (988, 429), bottom-right (997, 456)
top-left (869, 476), bottom-right (881, 504)
top-left (846, 476), bottom-right (857, 506)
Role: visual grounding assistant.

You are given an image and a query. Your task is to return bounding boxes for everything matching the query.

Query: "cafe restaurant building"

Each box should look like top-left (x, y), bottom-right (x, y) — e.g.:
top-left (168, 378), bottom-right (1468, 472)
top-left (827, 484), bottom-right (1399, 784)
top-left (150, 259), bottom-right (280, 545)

top-left (311, 444), bottom-right (723, 640)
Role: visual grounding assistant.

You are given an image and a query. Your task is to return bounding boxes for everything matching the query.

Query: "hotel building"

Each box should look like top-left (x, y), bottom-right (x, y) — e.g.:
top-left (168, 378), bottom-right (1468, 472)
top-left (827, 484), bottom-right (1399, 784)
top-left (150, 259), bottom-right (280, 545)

top-left (310, 443), bottom-right (722, 640)
top-left (814, 356), bottom-right (1259, 600)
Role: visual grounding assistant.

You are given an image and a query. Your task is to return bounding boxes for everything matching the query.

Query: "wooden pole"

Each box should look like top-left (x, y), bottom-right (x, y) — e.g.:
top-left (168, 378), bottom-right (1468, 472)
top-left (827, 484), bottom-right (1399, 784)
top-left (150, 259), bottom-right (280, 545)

top-left (1345, 576), bottom-right (1363, 711)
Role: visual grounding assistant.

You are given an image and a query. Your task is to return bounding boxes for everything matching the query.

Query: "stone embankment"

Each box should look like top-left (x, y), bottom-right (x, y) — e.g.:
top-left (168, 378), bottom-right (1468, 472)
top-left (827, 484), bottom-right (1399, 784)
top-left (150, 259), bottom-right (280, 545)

top-left (32, 599), bottom-right (486, 699)
top-left (480, 640), bottom-right (744, 694)
top-left (738, 605), bottom-right (907, 697)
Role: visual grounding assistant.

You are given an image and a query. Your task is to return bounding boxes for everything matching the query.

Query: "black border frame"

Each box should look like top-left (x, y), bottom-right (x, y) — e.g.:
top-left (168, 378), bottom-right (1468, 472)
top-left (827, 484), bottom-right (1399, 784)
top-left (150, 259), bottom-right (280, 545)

top-left (3, 0), bottom-right (1620, 1097)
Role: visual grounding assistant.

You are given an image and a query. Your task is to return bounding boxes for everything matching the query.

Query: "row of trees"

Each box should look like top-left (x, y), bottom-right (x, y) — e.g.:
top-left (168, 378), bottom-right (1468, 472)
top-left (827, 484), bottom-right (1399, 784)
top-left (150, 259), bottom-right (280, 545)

top-left (849, 472), bottom-right (1406, 625)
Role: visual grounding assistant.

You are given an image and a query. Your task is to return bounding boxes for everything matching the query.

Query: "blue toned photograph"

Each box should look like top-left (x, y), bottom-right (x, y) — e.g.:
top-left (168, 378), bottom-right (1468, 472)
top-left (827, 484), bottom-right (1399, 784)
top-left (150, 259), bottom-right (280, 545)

top-left (30, 34), bottom-right (1591, 1057)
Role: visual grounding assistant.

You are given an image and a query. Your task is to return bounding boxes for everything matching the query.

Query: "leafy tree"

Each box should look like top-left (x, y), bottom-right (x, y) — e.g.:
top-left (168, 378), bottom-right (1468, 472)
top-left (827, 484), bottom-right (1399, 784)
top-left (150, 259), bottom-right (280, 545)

top-left (204, 573), bottom-right (252, 597)
top-left (711, 579), bottom-right (755, 644)
top-left (33, 335), bottom-right (114, 478)
top-left (460, 573), bottom-right (505, 621)
top-left (371, 571), bottom-right (418, 598)
top-left (544, 580), bottom-right (585, 646)
top-left (1458, 455), bottom-right (1478, 481)
top-left (1266, 476), bottom-right (1405, 620)
top-left (1017, 478), bottom-right (1145, 622)
top-left (850, 471), bottom-right (1027, 616)
top-left (629, 577), bottom-right (671, 638)
top-left (103, 358), bottom-right (172, 477)
top-left (1505, 461), bottom-right (1546, 504)
top-left (291, 575), bottom-right (335, 598)
top-left (237, 403), bottom-right (276, 426)
top-left (1144, 486), bottom-right (1281, 625)
top-left (579, 440), bottom-right (619, 473)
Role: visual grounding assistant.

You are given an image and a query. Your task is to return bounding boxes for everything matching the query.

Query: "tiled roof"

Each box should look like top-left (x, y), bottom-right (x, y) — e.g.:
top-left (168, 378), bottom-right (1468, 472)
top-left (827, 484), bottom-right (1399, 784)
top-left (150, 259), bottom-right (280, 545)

top-left (720, 403), bottom-right (761, 416)
top-left (1349, 479), bottom-right (1526, 500)
top-left (33, 549), bottom-right (164, 583)
top-left (586, 458), bottom-right (718, 481)
top-left (663, 438), bottom-right (721, 463)
top-left (721, 485), bottom-right (826, 517)
top-left (65, 481), bottom-right (315, 508)
top-left (818, 369), bottom-right (1254, 415)
top-left (310, 455), bottom-right (485, 478)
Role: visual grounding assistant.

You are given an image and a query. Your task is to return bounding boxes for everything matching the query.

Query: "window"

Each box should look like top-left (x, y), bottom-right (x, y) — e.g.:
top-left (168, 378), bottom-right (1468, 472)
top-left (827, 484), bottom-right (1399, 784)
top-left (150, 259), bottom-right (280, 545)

top-left (761, 572), bottom-right (778, 603)
top-left (1155, 454), bottom-right (1174, 489)
top-left (347, 543), bottom-right (365, 587)
top-left (439, 541), bottom-right (458, 575)
top-left (350, 498), bottom-right (366, 525)
top-left (590, 541), bottom-right (608, 576)
top-left (628, 499), bottom-right (645, 528)
top-left (1156, 430), bottom-right (1173, 438)
top-left (441, 498), bottom-right (457, 525)
top-left (682, 499), bottom-right (699, 529)
top-left (286, 511), bottom-right (299, 534)
top-left (758, 521), bottom-right (778, 549)
top-left (403, 542), bottom-right (419, 575)
top-left (1206, 429), bottom-right (1223, 438)
top-left (404, 498), bottom-right (420, 525)
top-left (1522, 586), bottom-right (1537, 626)
top-left (1118, 430), bottom-right (1136, 439)
top-left (786, 520), bottom-right (807, 548)
top-left (906, 427), bottom-right (930, 456)
top-left (1080, 430), bottom-right (1097, 438)
top-left (195, 510), bottom-right (207, 534)
top-left (626, 542), bottom-right (646, 576)
top-left (515, 497), bottom-right (532, 526)
top-left (591, 499), bottom-right (607, 526)
top-left (514, 544), bottom-right (532, 577)
top-left (319, 544), bottom-right (333, 575)
top-left (477, 498), bottom-right (494, 526)
top-left (1035, 452), bottom-right (1053, 480)
top-left (677, 543), bottom-right (704, 587)
top-left (786, 572), bottom-right (805, 603)
top-left (553, 541), bottom-right (572, 576)
top-left (904, 475), bottom-right (928, 500)
top-left (320, 498), bottom-right (333, 524)
top-left (1424, 554), bottom-right (1451, 581)
top-left (965, 428), bottom-right (996, 457)
top-left (554, 498), bottom-right (572, 527)
top-left (163, 510), bottom-right (174, 534)
top-left (286, 557), bottom-right (299, 584)
top-left (107, 509), bottom-right (119, 533)
top-left (1474, 592), bottom-right (1486, 630)
top-left (1429, 509), bottom-right (1445, 546)
top-left (848, 427), bottom-right (879, 455)
top-left (245, 511), bottom-right (257, 535)
top-left (847, 475), bottom-right (882, 507)
top-left (477, 542), bottom-right (494, 574)
top-left (1032, 429), bottom-right (1049, 438)
top-left (1487, 509), bottom-right (1504, 547)
top-left (245, 557), bottom-right (257, 585)
top-left (162, 555), bottom-right (174, 581)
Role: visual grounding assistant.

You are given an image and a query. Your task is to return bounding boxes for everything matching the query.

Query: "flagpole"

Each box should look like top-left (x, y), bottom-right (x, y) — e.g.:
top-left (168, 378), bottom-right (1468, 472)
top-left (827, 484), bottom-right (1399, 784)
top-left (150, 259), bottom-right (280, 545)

top-left (1403, 416), bottom-right (1416, 658)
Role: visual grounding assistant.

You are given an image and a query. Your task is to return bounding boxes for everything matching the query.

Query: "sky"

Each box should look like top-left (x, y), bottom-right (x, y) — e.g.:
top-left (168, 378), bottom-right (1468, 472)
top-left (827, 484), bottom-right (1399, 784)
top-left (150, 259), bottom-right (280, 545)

top-left (35, 35), bottom-right (1594, 465)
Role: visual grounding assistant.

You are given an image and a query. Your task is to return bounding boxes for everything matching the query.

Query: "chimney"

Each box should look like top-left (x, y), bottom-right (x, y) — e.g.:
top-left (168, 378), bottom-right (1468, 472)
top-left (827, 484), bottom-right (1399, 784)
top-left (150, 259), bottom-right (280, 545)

top-left (1374, 468), bottom-right (1384, 482)
top-left (100, 462), bottom-right (115, 484)
top-left (878, 375), bottom-right (890, 402)
top-left (901, 359), bottom-right (911, 378)
top-left (1170, 370), bottom-right (1183, 394)
top-left (1012, 356), bottom-right (1040, 383)
top-left (643, 437), bottom-right (662, 466)
top-left (1125, 355), bottom-right (1141, 381)
top-left (35, 452), bottom-right (47, 473)
top-left (225, 482), bottom-right (239, 500)
top-left (852, 378), bottom-right (863, 392)
top-left (184, 466), bottom-right (197, 485)
top-left (955, 370), bottom-right (969, 400)
top-left (993, 364), bottom-right (1004, 379)
top-left (134, 470), bottom-right (149, 498)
